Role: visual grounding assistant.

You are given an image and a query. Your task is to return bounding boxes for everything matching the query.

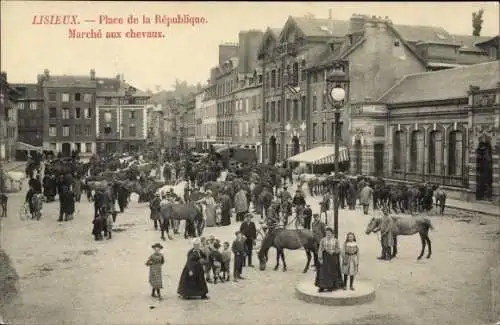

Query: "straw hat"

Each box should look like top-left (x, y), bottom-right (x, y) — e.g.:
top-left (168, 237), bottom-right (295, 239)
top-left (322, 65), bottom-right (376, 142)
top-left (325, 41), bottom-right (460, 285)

top-left (152, 243), bottom-right (163, 249)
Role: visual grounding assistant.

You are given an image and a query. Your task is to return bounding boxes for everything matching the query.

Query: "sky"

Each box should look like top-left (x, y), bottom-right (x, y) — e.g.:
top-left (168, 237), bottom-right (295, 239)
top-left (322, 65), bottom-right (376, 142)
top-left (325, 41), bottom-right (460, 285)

top-left (1, 1), bottom-right (499, 92)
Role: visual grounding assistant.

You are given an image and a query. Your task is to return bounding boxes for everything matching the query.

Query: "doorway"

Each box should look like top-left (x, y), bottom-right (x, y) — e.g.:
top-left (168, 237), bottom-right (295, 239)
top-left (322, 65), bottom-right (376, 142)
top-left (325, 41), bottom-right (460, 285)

top-left (61, 143), bottom-right (71, 157)
top-left (374, 143), bottom-right (385, 177)
top-left (269, 136), bottom-right (277, 166)
top-left (476, 140), bottom-right (493, 200)
top-left (292, 136), bottom-right (300, 156)
top-left (354, 139), bottom-right (362, 175)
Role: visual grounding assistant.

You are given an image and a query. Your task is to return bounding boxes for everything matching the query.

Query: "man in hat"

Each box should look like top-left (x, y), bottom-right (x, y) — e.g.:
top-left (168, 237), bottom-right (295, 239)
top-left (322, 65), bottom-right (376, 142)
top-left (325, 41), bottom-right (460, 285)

top-left (378, 207), bottom-right (394, 261)
top-left (239, 213), bottom-right (257, 267)
top-left (278, 185), bottom-right (292, 225)
top-left (303, 204), bottom-right (313, 230)
top-left (149, 192), bottom-right (162, 230)
top-left (292, 189), bottom-right (306, 227)
top-left (266, 200), bottom-right (281, 232)
top-left (359, 182), bottom-right (373, 215)
top-left (312, 213), bottom-right (326, 244)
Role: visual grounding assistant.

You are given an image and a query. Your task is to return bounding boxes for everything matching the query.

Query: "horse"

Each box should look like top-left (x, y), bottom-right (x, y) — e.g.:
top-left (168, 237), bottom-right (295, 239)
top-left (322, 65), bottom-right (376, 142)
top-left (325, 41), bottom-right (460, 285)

top-left (0, 193), bottom-right (7, 218)
top-left (365, 216), bottom-right (434, 260)
top-left (433, 187), bottom-right (447, 216)
top-left (257, 229), bottom-right (319, 273)
top-left (158, 202), bottom-right (204, 241)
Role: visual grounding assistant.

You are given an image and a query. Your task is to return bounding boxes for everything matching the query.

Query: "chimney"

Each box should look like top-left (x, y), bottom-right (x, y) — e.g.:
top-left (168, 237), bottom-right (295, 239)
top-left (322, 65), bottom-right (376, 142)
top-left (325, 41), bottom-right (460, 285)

top-left (43, 69), bottom-right (50, 79)
top-left (348, 13), bottom-right (368, 35)
top-left (328, 9), bottom-right (333, 34)
top-left (218, 43), bottom-right (239, 66)
top-left (116, 74), bottom-right (121, 80)
top-left (90, 69), bottom-right (95, 80)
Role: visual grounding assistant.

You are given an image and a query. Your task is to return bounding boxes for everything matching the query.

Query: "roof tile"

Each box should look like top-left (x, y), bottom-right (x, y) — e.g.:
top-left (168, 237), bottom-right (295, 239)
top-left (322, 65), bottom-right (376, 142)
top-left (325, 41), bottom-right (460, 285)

top-left (292, 17), bottom-right (350, 38)
top-left (379, 61), bottom-right (500, 104)
top-left (41, 75), bottom-right (97, 88)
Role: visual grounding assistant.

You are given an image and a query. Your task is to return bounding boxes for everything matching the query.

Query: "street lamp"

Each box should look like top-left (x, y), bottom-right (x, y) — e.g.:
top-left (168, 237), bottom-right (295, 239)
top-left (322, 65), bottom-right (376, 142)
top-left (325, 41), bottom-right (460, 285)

top-left (326, 61), bottom-right (349, 239)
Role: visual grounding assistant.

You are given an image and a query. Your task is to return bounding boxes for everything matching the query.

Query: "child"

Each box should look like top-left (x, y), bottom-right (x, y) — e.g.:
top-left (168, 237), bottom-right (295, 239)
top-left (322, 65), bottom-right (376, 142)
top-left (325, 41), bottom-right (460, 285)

top-left (341, 232), bottom-right (359, 291)
top-left (146, 243), bottom-right (165, 299)
top-left (201, 237), bottom-right (213, 282)
top-left (231, 231), bottom-right (246, 281)
top-left (222, 241), bottom-right (231, 281)
top-left (210, 240), bottom-right (224, 284)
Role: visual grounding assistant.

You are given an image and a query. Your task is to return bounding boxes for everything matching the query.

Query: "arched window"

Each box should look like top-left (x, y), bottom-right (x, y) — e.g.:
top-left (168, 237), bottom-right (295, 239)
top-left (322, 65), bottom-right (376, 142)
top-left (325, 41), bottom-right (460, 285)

top-left (393, 130), bottom-right (404, 170)
top-left (292, 62), bottom-right (299, 86)
top-left (409, 130), bottom-right (424, 173)
top-left (428, 130), bottom-right (443, 174)
top-left (448, 130), bottom-right (464, 176)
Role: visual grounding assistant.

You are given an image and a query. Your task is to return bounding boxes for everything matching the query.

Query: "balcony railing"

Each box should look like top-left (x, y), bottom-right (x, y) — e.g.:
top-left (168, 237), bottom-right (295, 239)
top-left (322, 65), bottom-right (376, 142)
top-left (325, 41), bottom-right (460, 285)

top-left (390, 170), bottom-right (469, 188)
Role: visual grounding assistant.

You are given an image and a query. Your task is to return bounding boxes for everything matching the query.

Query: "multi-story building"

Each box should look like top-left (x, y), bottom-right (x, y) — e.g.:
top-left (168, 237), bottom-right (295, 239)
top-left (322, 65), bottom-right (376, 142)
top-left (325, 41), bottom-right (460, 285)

top-left (259, 13), bottom-right (498, 167)
top-left (214, 44), bottom-right (239, 145)
top-left (231, 74), bottom-right (263, 160)
top-left (163, 99), bottom-right (178, 150)
top-left (39, 69), bottom-right (96, 157)
top-left (95, 74), bottom-right (152, 154)
top-left (146, 104), bottom-right (164, 147)
top-left (0, 72), bottom-right (18, 161)
top-left (194, 91), bottom-right (204, 150)
top-left (12, 83), bottom-right (44, 158)
top-left (182, 95), bottom-right (196, 149)
top-left (201, 85), bottom-right (217, 150)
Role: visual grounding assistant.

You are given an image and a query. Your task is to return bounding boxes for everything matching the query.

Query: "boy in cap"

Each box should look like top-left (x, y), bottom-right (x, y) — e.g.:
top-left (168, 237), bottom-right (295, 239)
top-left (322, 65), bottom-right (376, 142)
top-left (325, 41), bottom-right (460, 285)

top-left (231, 231), bottom-right (246, 281)
top-left (145, 243), bottom-right (165, 300)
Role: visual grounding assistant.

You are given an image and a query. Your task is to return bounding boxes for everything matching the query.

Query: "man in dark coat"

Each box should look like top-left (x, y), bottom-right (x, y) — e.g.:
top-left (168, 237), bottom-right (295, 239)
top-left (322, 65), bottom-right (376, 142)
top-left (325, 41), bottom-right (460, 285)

top-left (292, 189), bottom-right (306, 226)
top-left (59, 187), bottom-right (75, 222)
top-left (239, 213), bottom-right (256, 267)
top-left (219, 191), bottom-right (232, 226)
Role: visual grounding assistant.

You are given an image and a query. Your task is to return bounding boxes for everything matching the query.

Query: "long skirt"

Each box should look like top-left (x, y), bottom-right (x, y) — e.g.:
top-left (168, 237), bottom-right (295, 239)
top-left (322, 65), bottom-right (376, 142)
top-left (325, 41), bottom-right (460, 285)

top-left (177, 265), bottom-right (208, 298)
top-left (315, 251), bottom-right (344, 290)
top-left (205, 205), bottom-right (217, 227)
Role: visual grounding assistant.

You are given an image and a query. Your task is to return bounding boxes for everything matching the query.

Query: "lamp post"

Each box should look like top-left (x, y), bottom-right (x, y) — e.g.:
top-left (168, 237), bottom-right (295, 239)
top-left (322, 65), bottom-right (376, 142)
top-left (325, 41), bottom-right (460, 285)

top-left (326, 61), bottom-right (349, 239)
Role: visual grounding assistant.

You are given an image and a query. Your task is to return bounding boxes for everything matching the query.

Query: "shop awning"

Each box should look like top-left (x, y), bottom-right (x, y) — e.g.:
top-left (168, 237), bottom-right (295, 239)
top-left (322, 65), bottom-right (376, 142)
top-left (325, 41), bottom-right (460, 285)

top-left (16, 141), bottom-right (44, 152)
top-left (287, 145), bottom-right (349, 165)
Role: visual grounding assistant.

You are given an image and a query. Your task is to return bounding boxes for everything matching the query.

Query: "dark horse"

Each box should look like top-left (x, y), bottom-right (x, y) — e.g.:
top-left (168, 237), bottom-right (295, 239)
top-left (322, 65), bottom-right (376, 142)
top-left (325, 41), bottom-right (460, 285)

top-left (0, 193), bottom-right (7, 218)
top-left (257, 229), bottom-right (319, 273)
top-left (433, 186), bottom-right (447, 216)
top-left (365, 216), bottom-right (434, 260)
top-left (158, 202), bottom-right (205, 241)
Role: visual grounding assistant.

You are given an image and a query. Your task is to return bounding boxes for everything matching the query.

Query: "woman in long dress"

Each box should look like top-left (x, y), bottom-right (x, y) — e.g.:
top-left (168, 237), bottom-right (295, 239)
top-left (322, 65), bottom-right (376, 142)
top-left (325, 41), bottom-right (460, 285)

top-left (198, 190), bottom-right (217, 227)
top-left (315, 227), bottom-right (344, 292)
top-left (177, 238), bottom-right (209, 300)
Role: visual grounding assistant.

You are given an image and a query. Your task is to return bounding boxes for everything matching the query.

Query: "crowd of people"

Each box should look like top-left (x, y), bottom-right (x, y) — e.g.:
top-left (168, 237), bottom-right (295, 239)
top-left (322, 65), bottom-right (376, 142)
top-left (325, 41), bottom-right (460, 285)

top-left (18, 148), bottom-right (399, 302)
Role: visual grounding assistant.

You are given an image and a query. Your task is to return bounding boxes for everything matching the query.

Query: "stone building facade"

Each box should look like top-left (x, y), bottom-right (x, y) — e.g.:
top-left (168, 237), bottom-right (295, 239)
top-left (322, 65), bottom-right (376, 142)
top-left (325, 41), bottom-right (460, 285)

top-left (95, 74), bottom-right (151, 155)
top-left (231, 74), bottom-right (262, 160)
top-left (0, 72), bottom-right (18, 161)
top-left (376, 61), bottom-right (500, 204)
top-left (182, 96), bottom-right (196, 149)
top-left (12, 84), bottom-right (44, 149)
top-left (39, 69), bottom-right (97, 157)
top-left (200, 86), bottom-right (217, 150)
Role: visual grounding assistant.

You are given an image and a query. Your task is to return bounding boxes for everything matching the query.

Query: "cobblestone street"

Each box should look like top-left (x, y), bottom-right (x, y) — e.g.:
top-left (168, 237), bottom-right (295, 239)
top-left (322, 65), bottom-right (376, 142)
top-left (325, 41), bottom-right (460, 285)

top-left (0, 180), bottom-right (498, 325)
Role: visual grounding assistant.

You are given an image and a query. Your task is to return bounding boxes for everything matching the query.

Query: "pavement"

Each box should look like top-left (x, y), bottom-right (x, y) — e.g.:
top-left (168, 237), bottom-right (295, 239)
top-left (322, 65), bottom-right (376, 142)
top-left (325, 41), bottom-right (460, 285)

top-left (0, 161), bottom-right (25, 172)
top-left (0, 178), bottom-right (498, 325)
top-left (445, 198), bottom-right (500, 217)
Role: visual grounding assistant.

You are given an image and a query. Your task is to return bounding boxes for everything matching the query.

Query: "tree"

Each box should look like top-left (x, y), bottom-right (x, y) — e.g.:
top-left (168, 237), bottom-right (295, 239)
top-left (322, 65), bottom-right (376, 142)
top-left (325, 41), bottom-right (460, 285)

top-left (472, 9), bottom-right (484, 36)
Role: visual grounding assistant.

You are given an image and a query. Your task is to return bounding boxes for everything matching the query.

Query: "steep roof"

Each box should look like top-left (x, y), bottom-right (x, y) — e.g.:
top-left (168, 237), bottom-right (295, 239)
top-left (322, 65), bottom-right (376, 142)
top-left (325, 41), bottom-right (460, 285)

top-left (41, 75), bottom-right (97, 88)
top-left (379, 61), bottom-right (500, 104)
top-left (96, 78), bottom-right (149, 98)
top-left (289, 17), bottom-right (351, 38)
top-left (394, 24), bottom-right (452, 43)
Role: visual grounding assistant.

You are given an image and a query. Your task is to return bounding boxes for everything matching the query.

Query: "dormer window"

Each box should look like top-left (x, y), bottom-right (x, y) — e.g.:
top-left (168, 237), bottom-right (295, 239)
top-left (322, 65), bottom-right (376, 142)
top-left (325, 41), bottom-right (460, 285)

top-left (394, 41), bottom-right (400, 47)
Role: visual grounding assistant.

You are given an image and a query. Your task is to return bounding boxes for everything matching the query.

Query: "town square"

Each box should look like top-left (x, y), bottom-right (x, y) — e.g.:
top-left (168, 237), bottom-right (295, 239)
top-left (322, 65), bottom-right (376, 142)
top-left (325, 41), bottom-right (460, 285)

top-left (1, 2), bottom-right (499, 325)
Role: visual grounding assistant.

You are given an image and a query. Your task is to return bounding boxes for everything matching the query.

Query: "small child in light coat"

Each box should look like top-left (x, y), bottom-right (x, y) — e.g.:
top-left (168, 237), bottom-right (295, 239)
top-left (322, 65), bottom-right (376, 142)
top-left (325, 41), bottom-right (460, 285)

top-left (221, 241), bottom-right (231, 281)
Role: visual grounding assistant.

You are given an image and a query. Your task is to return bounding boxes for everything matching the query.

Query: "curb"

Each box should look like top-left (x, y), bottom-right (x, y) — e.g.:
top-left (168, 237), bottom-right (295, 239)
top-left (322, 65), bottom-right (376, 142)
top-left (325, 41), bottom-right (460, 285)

top-left (445, 204), bottom-right (500, 218)
top-left (295, 279), bottom-right (376, 306)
